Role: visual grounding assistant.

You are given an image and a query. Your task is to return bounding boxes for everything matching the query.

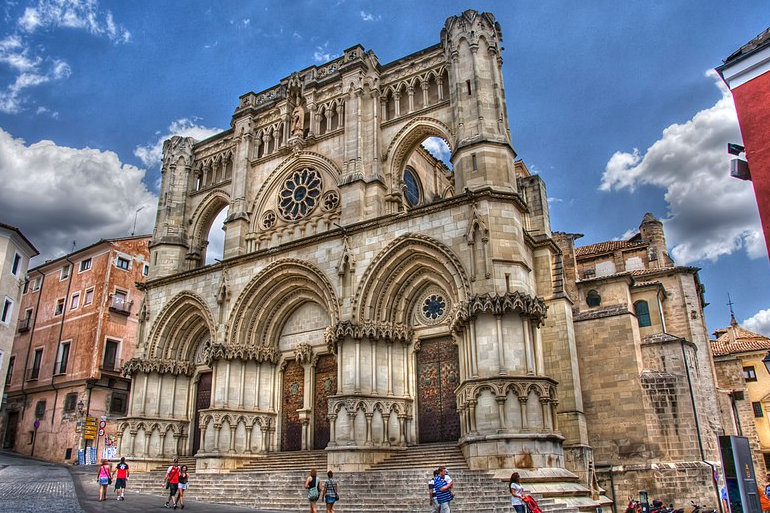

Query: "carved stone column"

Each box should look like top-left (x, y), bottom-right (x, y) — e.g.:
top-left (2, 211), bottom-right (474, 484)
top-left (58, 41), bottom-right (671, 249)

top-left (198, 425), bottom-right (207, 454)
top-left (213, 423), bottom-right (222, 453)
top-left (229, 425), bottom-right (237, 453)
top-left (365, 412), bottom-right (374, 446)
top-left (158, 432), bottom-right (167, 458)
top-left (382, 413), bottom-right (390, 446)
top-left (328, 414), bottom-right (337, 447)
top-left (518, 396), bottom-right (529, 432)
top-left (468, 399), bottom-right (478, 434)
top-left (496, 395), bottom-right (507, 433)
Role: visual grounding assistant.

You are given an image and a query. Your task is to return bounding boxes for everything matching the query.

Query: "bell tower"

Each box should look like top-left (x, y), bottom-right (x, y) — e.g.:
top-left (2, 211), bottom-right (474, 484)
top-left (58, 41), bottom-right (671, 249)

top-left (442, 10), bottom-right (516, 192)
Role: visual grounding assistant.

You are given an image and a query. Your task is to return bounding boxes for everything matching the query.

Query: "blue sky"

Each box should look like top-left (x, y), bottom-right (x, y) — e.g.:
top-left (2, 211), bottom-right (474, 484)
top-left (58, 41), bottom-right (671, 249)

top-left (0, 0), bottom-right (769, 337)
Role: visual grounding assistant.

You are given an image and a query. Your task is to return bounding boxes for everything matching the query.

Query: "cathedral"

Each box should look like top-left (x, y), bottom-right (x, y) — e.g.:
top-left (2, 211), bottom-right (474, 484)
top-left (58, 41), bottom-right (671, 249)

top-left (120, 10), bottom-right (723, 507)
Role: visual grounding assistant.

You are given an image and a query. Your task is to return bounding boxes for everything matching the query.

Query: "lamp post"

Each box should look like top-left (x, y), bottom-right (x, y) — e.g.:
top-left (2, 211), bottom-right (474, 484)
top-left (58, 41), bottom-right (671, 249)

top-left (131, 205), bottom-right (146, 237)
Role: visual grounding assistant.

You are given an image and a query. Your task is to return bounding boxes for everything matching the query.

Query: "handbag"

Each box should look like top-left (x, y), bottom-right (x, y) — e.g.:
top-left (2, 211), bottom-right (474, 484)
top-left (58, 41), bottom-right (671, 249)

top-left (307, 477), bottom-right (320, 501)
top-left (108, 477), bottom-right (113, 485)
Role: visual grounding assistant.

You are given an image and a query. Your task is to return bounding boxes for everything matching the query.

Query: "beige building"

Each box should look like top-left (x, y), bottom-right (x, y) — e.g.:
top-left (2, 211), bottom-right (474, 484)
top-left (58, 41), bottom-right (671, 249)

top-left (711, 319), bottom-right (770, 476)
top-left (3, 236), bottom-right (150, 463)
top-left (0, 222), bottom-right (38, 428)
top-left (119, 10), bottom-right (723, 508)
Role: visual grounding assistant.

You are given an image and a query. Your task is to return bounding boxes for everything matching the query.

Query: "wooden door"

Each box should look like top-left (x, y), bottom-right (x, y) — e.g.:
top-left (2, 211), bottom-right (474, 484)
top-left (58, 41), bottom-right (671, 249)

top-left (281, 360), bottom-right (304, 451)
top-left (3, 411), bottom-right (18, 449)
top-left (417, 337), bottom-right (461, 443)
top-left (192, 372), bottom-right (211, 455)
top-left (313, 354), bottom-right (337, 449)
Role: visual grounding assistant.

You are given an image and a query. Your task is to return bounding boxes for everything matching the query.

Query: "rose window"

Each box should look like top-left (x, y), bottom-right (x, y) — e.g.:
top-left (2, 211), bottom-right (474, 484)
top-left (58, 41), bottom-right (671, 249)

top-left (422, 293), bottom-right (447, 321)
top-left (262, 210), bottom-right (276, 229)
top-left (278, 168), bottom-right (322, 221)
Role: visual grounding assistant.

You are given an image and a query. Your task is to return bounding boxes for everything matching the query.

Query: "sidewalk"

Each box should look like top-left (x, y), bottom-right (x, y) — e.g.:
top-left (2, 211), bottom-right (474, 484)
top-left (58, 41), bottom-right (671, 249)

top-left (68, 463), bottom-right (284, 512)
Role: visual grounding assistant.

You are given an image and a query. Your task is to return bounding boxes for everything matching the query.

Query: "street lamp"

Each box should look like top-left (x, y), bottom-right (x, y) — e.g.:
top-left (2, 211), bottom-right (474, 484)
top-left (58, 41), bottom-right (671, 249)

top-left (77, 400), bottom-right (84, 416)
top-left (762, 351), bottom-right (770, 375)
top-left (131, 205), bottom-right (146, 236)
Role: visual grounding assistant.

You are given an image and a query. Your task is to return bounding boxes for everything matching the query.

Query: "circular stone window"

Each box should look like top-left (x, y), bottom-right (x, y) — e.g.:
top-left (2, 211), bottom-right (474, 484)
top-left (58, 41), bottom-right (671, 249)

top-left (278, 168), bottom-right (323, 221)
top-left (418, 290), bottom-right (450, 324)
top-left (403, 168), bottom-right (421, 207)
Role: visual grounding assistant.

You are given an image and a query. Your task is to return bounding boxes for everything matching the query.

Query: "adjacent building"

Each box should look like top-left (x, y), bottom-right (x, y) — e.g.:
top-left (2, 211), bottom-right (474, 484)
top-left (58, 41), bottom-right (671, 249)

top-left (717, 27), bottom-right (770, 260)
top-left (2, 236), bottom-right (150, 463)
top-left (0, 222), bottom-right (38, 444)
top-left (711, 318), bottom-right (770, 476)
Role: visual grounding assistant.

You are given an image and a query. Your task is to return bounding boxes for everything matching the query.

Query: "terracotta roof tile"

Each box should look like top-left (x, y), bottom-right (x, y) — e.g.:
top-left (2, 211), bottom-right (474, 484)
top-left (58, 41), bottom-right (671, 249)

top-left (710, 324), bottom-right (770, 357)
top-left (575, 240), bottom-right (647, 258)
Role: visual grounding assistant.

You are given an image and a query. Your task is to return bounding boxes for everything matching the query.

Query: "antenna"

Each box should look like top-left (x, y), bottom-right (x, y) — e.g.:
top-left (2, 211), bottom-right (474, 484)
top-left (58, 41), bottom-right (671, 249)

top-left (71, 240), bottom-right (76, 253)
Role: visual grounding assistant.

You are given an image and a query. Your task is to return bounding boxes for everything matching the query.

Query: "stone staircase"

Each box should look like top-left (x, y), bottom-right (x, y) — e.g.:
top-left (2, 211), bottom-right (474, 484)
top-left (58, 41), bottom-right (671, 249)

top-left (125, 443), bottom-right (588, 512)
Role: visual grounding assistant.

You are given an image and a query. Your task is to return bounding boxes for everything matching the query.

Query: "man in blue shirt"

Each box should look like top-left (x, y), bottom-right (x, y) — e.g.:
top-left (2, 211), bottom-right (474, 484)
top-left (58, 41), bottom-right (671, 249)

top-left (434, 466), bottom-right (453, 512)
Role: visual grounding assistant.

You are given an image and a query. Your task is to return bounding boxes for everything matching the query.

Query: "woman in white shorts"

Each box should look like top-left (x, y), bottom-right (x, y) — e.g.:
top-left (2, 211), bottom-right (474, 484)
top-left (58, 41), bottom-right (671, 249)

top-left (175, 465), bottom-right (189, 509)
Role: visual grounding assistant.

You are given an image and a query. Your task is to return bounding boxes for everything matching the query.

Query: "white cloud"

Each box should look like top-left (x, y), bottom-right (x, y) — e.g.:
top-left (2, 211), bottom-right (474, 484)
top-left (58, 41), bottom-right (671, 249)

top-left (18, 0), bottom-right (130, 43)
top-left (612, 228), bottom-right (639, 241)
top-left (422, 137), bottom-right (451, 167)
top-left (360, 11), bottom-right (378, 22)
top-left (744, 308), bottom-right (770, 337)
top-left (0, 127), bottom-right (157, 262)
top-left (134, 118), bottom-right (223, 170)
top-left (313, 42), bottom-right (338, 63)
top-left (600, 70), bottom-right (764, 265)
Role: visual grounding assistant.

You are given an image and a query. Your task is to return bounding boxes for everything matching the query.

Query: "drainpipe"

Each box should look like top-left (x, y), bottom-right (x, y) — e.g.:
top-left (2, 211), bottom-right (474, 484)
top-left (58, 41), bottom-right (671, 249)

top-left (50, 256), bottom-right (75, 427)
top-left (681, 341), bottom-right (723, 513)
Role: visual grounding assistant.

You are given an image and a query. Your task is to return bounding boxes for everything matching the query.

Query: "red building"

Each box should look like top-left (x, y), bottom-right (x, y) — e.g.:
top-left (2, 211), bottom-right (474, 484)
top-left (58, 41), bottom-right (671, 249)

top-left (717, 27), bottom-right (770, 259)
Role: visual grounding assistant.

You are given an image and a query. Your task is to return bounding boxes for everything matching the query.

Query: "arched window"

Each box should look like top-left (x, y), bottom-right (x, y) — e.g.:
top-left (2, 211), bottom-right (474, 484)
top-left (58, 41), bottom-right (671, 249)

top-left (403, 167), bottom-right (421, 207)
top-left (586, 290), bottom-right (601, 307)
top-left (634, 300), bottom-right (651, 327)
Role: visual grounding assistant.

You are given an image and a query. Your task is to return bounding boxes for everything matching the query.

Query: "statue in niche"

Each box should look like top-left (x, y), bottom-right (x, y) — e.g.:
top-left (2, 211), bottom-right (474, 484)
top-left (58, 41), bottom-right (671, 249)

top-left (291, 102), bottom-right (305, 137)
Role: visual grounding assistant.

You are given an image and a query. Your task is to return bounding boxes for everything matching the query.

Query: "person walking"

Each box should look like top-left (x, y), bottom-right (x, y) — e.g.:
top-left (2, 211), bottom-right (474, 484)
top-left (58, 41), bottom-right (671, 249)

top-left (509, 472), bottom-right (526, 513)
top-left (96, 459), bottom-right (112, 501)
top-left (305, 468), bottom-right (321, 513)
top-left (322, 469), bottom-right (339, 513)
top-left (163, 458), bottom-right (181, 509)
top-left (176, 465), bottom-right (189, 510)
top-left (428, 469), bottom-right (440, 513)
top-left (112, 456), bottom-right (129, 500)
top-left (434, 466), bottom-right (453, 513)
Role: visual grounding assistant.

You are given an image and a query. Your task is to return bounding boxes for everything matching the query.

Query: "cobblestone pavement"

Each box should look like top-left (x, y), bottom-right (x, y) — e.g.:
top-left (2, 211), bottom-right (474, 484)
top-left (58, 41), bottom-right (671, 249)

top-left (0, 451), bottom-right (82, 513)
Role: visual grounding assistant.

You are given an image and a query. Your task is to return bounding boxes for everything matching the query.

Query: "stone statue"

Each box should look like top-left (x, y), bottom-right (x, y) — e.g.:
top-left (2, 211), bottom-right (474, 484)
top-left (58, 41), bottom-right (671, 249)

top-left (291, 103), bottom-right (305, 136)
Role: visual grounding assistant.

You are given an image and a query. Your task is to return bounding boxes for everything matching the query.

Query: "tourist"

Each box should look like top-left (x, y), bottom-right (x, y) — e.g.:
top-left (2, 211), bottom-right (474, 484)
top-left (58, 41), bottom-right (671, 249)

top-left (163, 458), bottom-right (181, 509)
top-left (509, 472), bottom-right (526, 513)
top-left (322, 469), bottom-right (339, 512)
top-left (428, 469), bottom-right (439, 512)
top-left (96, 459), bottom-right (112, 501)
top-left (113, 456), bottom-right (129, 500)
top-left (305, 468), bottom-right (321, 513)
top-left (434, 466), bottom-right (453, 512)
top-left (176, 465), bottom-right (189, 510)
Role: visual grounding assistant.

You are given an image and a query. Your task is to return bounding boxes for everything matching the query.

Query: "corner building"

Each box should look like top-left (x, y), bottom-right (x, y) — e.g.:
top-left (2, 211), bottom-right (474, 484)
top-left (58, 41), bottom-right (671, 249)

top-left (123, 11), bottom-right (721, 507)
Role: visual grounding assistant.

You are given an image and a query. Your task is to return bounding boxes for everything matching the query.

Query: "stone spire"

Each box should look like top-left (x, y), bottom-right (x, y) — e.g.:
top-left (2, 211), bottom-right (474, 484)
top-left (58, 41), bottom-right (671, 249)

top-left (639, 212), bottom-right (672, 268)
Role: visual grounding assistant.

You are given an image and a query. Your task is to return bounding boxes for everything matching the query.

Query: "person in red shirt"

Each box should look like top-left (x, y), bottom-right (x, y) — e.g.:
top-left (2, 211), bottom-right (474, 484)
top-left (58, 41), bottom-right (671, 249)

top-left (163, 458), bottom-right (180, 509)
top-left (112, 456), bottom-right (129, 501)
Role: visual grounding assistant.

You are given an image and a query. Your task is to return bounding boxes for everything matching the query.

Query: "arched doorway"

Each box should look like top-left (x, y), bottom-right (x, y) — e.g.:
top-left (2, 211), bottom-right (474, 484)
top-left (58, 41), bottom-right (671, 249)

top-left (281, 360), bottom-right (304, 451)
top-left (417, 337), bottom-right (461, 443)
top-left (313, 354), bottom-right (337, 449)
top-left (192, 372), bottom-right (211, 455)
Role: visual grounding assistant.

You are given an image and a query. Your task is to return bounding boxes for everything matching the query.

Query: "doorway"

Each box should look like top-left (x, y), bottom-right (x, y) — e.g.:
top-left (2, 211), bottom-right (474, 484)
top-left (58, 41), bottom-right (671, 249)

top-left (192, 373), bottom-right (211, 455)
top-left (417, 337), bottom-right (461, 443)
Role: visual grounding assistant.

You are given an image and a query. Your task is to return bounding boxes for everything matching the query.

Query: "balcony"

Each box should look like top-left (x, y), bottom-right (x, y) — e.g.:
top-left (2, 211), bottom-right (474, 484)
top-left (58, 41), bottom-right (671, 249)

top-left (108, 297), bottom-right (132, 316)
top-left (17, 318), bottom-right (31, 333)
top-left (100, 358), bottom-right (123, 374)
top-left (26, 367), bottom-right (41, 381)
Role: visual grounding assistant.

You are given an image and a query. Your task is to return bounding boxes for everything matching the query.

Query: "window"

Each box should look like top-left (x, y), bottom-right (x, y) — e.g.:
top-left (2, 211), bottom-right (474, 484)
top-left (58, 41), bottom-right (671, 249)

top-left (60, 264), bottom-right (70, 280)
top-left (56, 342), bottom-right (70, 375)
top-left (83, 288), bottom-right (94, 306)
top-left (634, 300), bottom-right (652, 327)
top-left (764, 453), bottom-right (770, 471)
top-left (110, 290), bottom-right (130, 315)
top-left (22, 278), bottom-right (29, 294)
top-left (753, 401), bottom-right (764, 417)
top-left (34, 400), bottom-right (46, 419)
top-left (1, 297), bottom-right (13, 324)
top-left (143, 264), bottom-right (149, 277)
top-left (103, 339), bottom-right (120, 371)
top-left (32, 276), bottom-right (41, 291)
top-left (11, 253), bottom-right (22, 275)
top-left (70, 292), bottom-right (80, 310)
top-left (29, 349), bottom-right (42, 380)
top-left (586, 290), bottom-right (601, 307)
top-left (116, 256), bottom-right (130, 270)
top-left (79, 258), bottom-right (92, 272)
top-left (403, 168), bottom-right (421, 207)
top-left (744, 366), bottom-right (758, 382)
top-left (63, 393), bottom-right (78, 413)
top-left (54, 298), bottom-right (65, 316)
top-left (5, 355), bottom-right (14, 385)
top-left (18, 308), bottom-right (32, 332)
top-left (109, 392), bottom-right (128, 415)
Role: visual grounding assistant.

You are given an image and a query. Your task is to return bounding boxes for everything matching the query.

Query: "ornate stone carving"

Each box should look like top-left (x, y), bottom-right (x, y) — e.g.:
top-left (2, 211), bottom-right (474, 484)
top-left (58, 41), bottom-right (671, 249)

top-left (332, 320), bottom-right (414, 344)
top-left (294, 343), bottom-right (313, 365)
top-left (122, 358), bottom-right (196, 377)
top-left (450, 291), bottom-right (548, 332)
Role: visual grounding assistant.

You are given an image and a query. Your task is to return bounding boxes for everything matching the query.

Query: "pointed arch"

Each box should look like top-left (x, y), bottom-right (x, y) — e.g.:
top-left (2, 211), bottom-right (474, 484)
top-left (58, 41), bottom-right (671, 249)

top-left (383, 116), bottom-right (453, 193)
top-left (188, 190), bottom-right (231, 266)
top-left (354, 234), bottom-right (470, 324)
top-left (146, 291), bottom-right (216, 361)
top-left (227, 258), bottom-right (339, 349)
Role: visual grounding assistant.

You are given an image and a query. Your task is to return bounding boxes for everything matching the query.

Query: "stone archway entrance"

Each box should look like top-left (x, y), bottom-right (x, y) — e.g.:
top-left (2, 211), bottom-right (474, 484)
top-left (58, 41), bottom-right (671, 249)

top-left (281, 360), bottom-right (304, 451)
top-left (417, 337), bottom-right (461, 443)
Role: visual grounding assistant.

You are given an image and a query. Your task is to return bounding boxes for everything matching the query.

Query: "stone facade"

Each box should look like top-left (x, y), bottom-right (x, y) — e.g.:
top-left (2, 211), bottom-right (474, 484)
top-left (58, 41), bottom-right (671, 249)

top-left (2, 236), bottom-right (150, 463)
top-left (120, 10), bottom-right (723, 509)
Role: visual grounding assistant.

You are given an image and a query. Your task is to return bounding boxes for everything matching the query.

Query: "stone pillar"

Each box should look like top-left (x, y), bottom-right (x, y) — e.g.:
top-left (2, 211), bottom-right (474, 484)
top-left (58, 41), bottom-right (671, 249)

top-left (213, 424), bottom-right (221, 453)
top-left (523, 318), bottom-right (534, 375)
top-left (328, 414), bottom-right (337, 447)
top-left (540, 397), bottom-right (551, 432)
top-left (229, 425), bottom-right (237, 453)
top-left (140, 373), bottom-right (149, 415)
top-left (519, 396), bottom-right (529, 431)
top-left (348, 410), bottom-right (356, 444)
top-left (470, 323), bottom-right (479, 377)
top-left (382, 413), bottom-right (391, 446)
top-left (239, 361), bottom-right (246, 409)
top-left (159, 432), bottom-right (167, 458)
top-left (199, 425), bottom-right (207, 454)
top-left (468, 400), bottom-right (478, 434)
top-left (129, 430), bottom-right (137, 455)
top-left (224, 361), bottom-right (232, 406)
top-left (397, 415), bottom-right (406, 445)
top-left (496, 396), bottom-right (507, 432)
top-left (354, 339), bottom-right (361, 393)
top-left (244, 423), bottom-right (254, 454)
top-left (496, 315), bottom-right (505, 375)
top-left (365, 413), bottom-right (374, 446)
top-left (387, 343), bottom-right (393, 396)
top-left (170, 375), bottom-right (178, 418)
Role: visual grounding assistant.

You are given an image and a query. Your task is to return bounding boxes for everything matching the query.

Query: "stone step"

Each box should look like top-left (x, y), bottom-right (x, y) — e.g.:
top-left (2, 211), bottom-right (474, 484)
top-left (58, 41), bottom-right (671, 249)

top-left (368, 441), bottom-right (469, 471)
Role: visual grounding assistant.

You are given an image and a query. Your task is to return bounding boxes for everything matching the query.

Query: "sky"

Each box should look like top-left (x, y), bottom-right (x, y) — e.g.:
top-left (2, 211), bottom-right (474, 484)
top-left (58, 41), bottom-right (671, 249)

top-left (0, 0), bottom-right (769, 338)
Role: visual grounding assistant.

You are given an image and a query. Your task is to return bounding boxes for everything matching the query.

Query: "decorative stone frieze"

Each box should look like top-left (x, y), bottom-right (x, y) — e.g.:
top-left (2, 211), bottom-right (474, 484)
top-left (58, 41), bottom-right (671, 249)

top-left (122, 358), bottom-right (196, 377)
top-left (450, 291), bottom-right (548, 332)
top-left (331, 320), bottom-right (414, 344)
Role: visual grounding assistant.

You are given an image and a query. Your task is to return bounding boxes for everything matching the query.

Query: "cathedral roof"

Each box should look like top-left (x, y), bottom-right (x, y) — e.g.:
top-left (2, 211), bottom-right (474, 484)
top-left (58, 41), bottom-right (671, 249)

top-left (723, 26), bottom-right (770, 65)
top-left (710, 320), bottom-right (770, 357)
top-left (575, 240), bottom-right (647, 258)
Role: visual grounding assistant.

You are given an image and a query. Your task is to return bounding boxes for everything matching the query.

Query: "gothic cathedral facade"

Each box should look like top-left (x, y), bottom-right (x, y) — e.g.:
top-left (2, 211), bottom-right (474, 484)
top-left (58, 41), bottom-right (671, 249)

top-left (121, 10), bottom-right (722, 505)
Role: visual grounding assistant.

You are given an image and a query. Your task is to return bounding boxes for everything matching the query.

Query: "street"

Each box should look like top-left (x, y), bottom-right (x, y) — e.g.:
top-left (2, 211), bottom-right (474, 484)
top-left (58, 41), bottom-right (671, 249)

top-left (0, 451), bottom-right (281, 513)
